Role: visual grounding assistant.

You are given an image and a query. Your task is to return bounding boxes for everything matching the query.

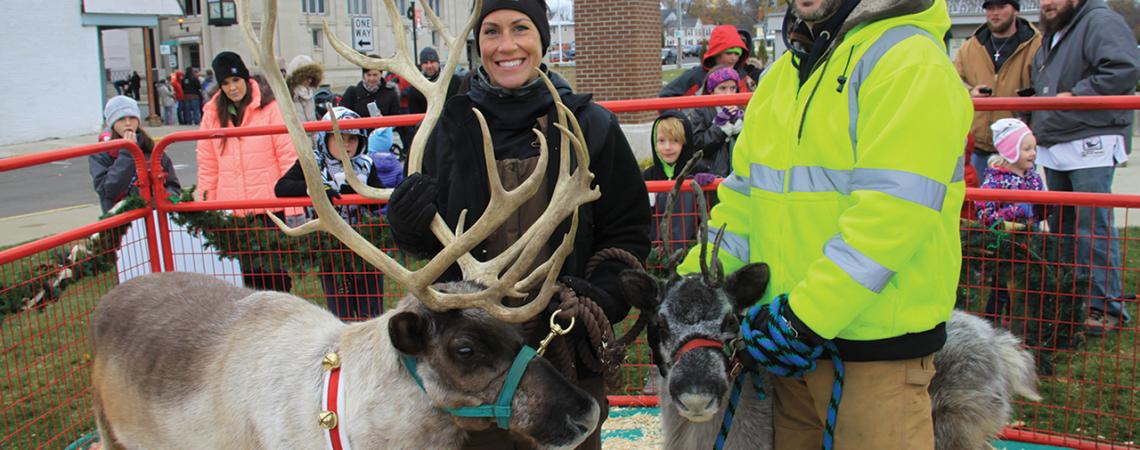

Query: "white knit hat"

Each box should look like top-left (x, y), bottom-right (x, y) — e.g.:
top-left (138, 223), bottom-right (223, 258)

top-left (103, 96), bottom-right (141, 131)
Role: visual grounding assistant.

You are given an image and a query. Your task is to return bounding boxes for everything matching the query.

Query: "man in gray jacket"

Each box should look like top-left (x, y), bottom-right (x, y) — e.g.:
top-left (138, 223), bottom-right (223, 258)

top-left (1032, 0), bottom-right (1140, 335)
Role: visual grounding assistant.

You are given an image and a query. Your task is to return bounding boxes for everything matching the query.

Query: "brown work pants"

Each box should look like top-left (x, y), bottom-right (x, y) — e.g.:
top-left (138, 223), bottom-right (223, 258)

top-left (460, 376), bottom-right (608, 450)
top-left (772, 354), bottom-right (937, 450)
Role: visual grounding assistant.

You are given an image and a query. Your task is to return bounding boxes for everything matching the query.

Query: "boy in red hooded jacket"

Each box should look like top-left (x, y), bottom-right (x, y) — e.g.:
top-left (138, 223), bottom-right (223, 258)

top-left (659, 24), bottom-right (752, 98)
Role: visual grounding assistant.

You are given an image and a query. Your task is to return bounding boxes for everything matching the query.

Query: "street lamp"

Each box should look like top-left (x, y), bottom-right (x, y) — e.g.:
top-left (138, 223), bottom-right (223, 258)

top-left (177, 17), bottom-right (191, 33)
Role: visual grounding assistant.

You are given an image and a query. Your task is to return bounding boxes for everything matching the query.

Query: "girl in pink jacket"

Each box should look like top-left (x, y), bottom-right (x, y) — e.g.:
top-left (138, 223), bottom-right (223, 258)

top-left (197, 52), bottom-right (297, 206)
top-left (197, 51), bottom-right (298, 292)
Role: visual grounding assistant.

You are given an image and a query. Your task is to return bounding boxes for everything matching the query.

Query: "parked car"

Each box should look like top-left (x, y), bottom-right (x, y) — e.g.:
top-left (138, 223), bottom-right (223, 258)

top-left (549, 48), bottom-right (576, 63)
top-left (683, 44), bottom-right (700, 57)
top-left (661, 48), bottom-right (678, 65)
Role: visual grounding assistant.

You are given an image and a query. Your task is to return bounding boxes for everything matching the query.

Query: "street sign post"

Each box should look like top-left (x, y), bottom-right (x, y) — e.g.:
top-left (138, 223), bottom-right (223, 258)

top-left (352, 16), bottom-right (374, 52)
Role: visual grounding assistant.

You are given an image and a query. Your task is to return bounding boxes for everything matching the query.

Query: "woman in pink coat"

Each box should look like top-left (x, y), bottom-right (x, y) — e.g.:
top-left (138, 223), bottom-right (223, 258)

top-left (198, 51), bottom-right (298, 292)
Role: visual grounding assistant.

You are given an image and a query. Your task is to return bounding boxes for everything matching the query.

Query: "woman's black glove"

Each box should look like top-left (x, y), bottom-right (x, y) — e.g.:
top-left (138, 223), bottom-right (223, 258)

top-left (386, 173), bottom-right (439, 256)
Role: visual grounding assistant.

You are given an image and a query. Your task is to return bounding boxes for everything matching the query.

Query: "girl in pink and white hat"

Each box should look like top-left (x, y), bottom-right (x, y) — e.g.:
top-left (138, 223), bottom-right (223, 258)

top-left (975, 118), bottom-right (1046, 228)
top-left (974, 118), bottom-right (1046, 324)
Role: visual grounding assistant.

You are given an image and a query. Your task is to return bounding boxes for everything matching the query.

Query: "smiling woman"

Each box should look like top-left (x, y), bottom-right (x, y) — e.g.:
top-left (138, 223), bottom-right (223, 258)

top-left (382, 0), bottom-right (653, 448)
top-left (478, 9), bottom-right (545, 89)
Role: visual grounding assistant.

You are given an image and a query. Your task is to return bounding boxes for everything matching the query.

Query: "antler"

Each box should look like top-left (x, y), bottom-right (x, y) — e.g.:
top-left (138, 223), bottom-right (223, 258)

top-left (240, 0), bottom-right (599, 323)
top-left (323, 0), bottom-right (479, 177)
top-left (658, 151), bottom-right (705, 269)
top-left (653, 152), bottom-right (725, 286)
top-left (691, 179), bottom-right (725, 288)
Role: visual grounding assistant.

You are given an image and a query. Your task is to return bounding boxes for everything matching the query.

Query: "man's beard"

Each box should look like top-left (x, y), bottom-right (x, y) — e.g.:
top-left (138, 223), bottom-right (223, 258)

top-left (989, 16), bottom-right (1015, 35)
top-left (1042, 1), bottom-right (1076, 34)
top-left (794, 0), bottom-right (841, 23)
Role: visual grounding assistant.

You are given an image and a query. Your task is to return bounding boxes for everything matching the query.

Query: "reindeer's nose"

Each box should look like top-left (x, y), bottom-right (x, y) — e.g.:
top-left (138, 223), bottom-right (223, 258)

top-left (572, 401), bottom-right (601, 436)
top-left (677, 393), bottom-right (719, 421)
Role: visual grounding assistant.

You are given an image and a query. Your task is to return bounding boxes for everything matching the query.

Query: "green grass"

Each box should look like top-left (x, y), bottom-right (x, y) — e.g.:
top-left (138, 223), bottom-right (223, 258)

top-left (1003, 226), bottom-right (1140, 445)
top-left (662, 67), bottom-right (687, 84)
top-left (1, 270), bottom-right (112, 450)
top-left (4, 222), bottom-right (1140, 447)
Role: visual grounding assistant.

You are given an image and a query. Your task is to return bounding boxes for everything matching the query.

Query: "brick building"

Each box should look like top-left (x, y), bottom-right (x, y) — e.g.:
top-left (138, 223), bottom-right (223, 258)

top-left (574, 0), bottom-right (661, 124)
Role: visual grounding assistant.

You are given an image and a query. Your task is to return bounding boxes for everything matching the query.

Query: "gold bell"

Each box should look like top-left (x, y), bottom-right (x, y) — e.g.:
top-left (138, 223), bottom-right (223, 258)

top-left (319, 411), bottom-right (339, 429)
top-left (322, 352), bottom-right (341, 371)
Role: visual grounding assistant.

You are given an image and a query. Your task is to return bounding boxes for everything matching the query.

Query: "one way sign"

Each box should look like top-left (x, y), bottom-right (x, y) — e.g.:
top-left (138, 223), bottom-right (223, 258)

top-left (352, 16), bottom-right (374, 52)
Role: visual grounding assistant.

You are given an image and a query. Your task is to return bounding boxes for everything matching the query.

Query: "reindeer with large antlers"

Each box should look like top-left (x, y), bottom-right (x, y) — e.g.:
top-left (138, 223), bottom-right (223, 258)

top-left (379, 1), bottom-right (652, 448)
top-left (89, 0), bottom-right (629, 448)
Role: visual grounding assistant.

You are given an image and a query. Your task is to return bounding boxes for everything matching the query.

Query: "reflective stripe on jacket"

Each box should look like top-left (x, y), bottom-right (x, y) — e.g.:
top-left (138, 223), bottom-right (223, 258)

top-left (679, 0), bottom-right (972, 360)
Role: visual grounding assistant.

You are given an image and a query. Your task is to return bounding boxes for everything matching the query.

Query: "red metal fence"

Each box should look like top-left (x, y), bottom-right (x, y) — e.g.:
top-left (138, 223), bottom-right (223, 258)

top-left (3, 94), bottom-right (1140, 449)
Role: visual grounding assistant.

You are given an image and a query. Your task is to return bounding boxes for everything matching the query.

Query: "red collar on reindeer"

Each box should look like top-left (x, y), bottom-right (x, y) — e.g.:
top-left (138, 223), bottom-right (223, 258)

top-left (674, 338), bottom-right (725, 362)
top-left (319, 351), bottom-right (351, 450)
top-left (674, 337), bottom-right (746, 379)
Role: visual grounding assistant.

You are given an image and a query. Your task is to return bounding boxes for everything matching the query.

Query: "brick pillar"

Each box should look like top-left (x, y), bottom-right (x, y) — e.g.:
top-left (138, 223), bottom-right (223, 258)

top-left (574, 0), bottom-right (661, 124)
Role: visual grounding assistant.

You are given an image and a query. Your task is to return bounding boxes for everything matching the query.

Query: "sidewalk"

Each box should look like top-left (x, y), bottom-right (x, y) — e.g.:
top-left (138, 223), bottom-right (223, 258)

top-left (0, 124), bottom-right (198, 159)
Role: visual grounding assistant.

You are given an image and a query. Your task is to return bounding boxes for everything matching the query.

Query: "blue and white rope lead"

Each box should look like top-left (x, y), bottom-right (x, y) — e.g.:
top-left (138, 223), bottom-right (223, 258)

top-left (741, 295), bottom-right (845, 450)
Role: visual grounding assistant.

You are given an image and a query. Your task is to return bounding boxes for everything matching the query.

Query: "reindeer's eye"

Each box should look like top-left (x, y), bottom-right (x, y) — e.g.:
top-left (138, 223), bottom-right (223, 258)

top-left (450, 338), bottom-right (480, 361)
top-left (455, 347), bottom-right (474, 359)
top-left (720, 315), bottom-right (739, 333)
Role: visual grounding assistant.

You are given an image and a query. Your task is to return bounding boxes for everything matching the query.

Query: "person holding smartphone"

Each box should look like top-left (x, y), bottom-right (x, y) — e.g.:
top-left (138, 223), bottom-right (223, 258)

top-left (340, 55), bottom-right (400, 132)
top-left (952, 0), bottom-right (1042, 177)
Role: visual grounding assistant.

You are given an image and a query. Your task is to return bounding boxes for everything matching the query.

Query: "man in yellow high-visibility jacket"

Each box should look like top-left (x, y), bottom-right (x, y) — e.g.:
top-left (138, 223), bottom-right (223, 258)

top-left (677, 0), bottom-right (972, 446)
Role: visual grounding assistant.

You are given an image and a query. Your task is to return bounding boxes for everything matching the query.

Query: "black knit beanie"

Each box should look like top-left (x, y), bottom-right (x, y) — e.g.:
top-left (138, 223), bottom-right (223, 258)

top-left (476, 0), bottom-right (551, 55)
top-left (212, 51), bottom-right (250, 81)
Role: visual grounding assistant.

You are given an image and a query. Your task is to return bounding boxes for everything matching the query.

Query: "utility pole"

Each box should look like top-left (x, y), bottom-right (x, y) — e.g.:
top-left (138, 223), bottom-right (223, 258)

top-left (676, 0), bottom-right (684, 69)
top-left (407, 0), bottom-right (419, 65)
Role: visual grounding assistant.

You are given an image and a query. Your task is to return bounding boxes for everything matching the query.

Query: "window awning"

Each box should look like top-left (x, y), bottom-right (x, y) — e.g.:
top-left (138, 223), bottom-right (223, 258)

top-left (83, 0), bottom-right (184, 16)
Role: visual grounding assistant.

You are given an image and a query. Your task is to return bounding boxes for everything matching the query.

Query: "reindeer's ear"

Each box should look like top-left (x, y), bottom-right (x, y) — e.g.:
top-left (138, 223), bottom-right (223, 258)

top-left (723, 263), bottom-right (770, 310)
top-left (619, 270), bottom-right (662, 313)
top-left (389, 311), bottom-right (430, 355)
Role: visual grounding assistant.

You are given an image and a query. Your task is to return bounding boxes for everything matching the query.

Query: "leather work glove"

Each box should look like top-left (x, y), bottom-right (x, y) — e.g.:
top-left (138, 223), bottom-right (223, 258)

top-left (692, 172), bottom-right (718, 186)
top-left (386, 173), bottom-right (439, 253)
top-left (741, 294), bottom-right (828, 378)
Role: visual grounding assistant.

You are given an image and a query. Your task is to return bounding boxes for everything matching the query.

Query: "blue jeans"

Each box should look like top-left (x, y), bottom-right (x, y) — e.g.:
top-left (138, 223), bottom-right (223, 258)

top-left (177, 100), bottom-right (188, 124)
top-left (163, 105), bottom-right (177, 125)
top-left (971, 152), bottom-right (992, 183)
top-left (183, 97), bottom-right (202, 125)
top-left (1044, 166), bottom-right (1131, 322)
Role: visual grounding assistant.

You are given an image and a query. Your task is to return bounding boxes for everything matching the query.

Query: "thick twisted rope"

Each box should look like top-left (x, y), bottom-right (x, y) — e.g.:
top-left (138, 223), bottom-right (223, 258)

top-left (524, 248), bottom-right (646, 384)
top-left (715, 368), bottom-right (769, 450)
top-left (741, 295), bottom-right (845, 450)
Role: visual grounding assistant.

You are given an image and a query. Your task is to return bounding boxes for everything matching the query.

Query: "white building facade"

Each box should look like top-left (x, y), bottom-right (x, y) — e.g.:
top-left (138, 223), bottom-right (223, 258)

top-left (662, 13), bottom-right (716, 48)
top-left (157, 0), bottom-right (475, 92)
top-left (1, 0), bottom-right (182, 145)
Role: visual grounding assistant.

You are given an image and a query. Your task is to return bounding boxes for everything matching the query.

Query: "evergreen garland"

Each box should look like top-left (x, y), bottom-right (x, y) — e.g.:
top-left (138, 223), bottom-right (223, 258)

top-left (168, 188), bottom-right (401, 277)
top-left (1, 196), bottom-right (147, 317)
top-left (958, 219), bottom-right (1087, 374)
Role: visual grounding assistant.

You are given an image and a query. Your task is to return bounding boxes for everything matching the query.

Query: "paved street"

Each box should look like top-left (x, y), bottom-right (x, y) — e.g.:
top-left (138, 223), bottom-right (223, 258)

top-left (0, 125), bottom-right (198, 246)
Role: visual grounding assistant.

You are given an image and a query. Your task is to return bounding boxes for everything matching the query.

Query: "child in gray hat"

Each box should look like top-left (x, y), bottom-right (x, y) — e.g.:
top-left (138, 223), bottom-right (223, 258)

top-left (89, 95), bottom-right (182, 213)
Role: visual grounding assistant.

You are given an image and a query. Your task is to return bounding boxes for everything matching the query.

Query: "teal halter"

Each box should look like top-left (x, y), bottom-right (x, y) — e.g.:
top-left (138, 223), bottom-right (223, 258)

top-left (400, 345), bottom-right (538, 430)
